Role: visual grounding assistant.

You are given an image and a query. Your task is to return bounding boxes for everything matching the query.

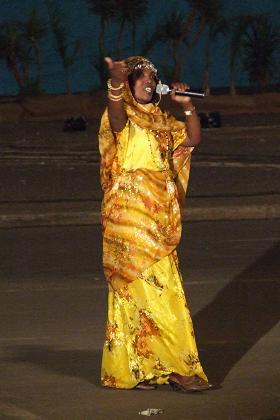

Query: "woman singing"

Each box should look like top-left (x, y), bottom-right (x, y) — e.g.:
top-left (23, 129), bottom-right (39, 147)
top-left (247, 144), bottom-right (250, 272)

top-left (99, 55), bottom-right (212, 392)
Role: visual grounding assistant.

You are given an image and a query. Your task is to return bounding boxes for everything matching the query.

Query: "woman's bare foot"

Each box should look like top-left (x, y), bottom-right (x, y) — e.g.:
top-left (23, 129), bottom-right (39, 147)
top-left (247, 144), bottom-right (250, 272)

top-left (169, 373), bottom-right (213, 392)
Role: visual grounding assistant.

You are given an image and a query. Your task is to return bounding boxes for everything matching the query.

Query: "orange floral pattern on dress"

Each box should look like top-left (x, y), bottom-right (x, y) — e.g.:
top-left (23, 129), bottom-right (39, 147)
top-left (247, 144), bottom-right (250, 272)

top-left (118, 284), bottom-right (132, 301)
top-left (184, 352), bottom-right (201, 375)
top-left (101, 253), bottom-right (209, 389)
top-left (133, 310), bottom-right (160, 358)
top-left (105, 321), bottom-right (117, 351)
top-left (153, 358), bottom-right (170, 374)
top-left (101, 372), bottom-right (117, 388)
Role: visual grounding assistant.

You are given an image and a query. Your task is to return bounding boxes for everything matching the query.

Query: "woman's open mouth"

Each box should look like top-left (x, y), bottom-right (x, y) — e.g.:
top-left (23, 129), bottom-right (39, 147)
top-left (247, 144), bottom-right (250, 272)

top-left (144, 87), bottom-right (152, 93)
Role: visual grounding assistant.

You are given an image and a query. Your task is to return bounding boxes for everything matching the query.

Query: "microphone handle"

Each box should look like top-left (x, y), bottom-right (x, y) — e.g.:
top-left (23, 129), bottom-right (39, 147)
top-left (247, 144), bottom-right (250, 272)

top-left (174, 90), bottom-right (205, 98)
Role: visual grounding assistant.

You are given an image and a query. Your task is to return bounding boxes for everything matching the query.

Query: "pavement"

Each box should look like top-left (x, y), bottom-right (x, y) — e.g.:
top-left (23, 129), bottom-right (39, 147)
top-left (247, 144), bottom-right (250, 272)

top-left (0, 220), bottom-right (279, 419)
top-left (0, 116), bottom-right (279, 418)
top-left (0, 116), bottom-right (280, 227)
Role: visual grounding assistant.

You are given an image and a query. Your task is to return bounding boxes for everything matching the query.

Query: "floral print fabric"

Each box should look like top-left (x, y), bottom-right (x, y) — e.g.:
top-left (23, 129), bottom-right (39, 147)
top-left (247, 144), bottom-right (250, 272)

top-left (99, 78), bottom-right (207, 388)
top-left (101, 252), bottom-right (207, 388)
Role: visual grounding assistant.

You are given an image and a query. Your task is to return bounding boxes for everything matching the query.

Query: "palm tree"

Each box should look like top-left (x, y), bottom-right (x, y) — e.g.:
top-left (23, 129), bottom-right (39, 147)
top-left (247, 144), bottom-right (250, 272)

top-left (45, 0), bottom-right (80, 94)
top-left (87, 0), bottom-right (116, 85)
top-left (241, 15), bottom-right (279, 91)
top-left (114, 0), bottom-right (149, 56)
top-left (0, 21), bottom-right (29, 92)
top-left (127, 0), bottom-right (149, 53)
top-left (143, 0), bottom-right (222, 82)
top-left (184, 0), bottom-right (221, 49)
top-left (151, 10), bottom-right (190, 82)
top-left (202, 15), bottom-right (228, 95)
top-left (188, 0), bottom-right (228, 94)
top-left (228, 15), bottom-right (254, 95)
top-left (23, 8), bottom-right (47, 92)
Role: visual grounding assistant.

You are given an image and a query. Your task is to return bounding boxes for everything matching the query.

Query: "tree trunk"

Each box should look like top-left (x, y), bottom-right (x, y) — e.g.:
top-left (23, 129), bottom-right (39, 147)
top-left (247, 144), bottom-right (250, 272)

top-left (229, 66), bottom-right (236, 95)
top-left (34, 43), bottom-right (42, 90)
top-left (204, 70), bottom-right (210, 96)
top-left (116, 17), bottom-right (125, 59)
top-left (170, 39), bottom-right (183, 82)
top-left (99, 18), bottom-right (105, 55)
top-left (131, 20), bottom-right (136, 53)
top-left (203, 33), bottom-right (211, 95)
top-left (188, 17), bottom-right (206, 53)
top-left (173, 57), bottom-right (182, 82)
top-left (65, 66), bottom-right (72, 94)
top-left (259, 73), bottom-right (269, 92)
top-left (7, 56), bottom-right (25, 90)
top-left (97, 18), bottom-right (107, 86)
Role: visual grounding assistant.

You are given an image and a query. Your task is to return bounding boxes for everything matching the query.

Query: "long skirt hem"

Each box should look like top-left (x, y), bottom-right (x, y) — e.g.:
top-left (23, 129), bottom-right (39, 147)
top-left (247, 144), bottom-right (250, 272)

top-left (101, 251), bottom-right (208, 389)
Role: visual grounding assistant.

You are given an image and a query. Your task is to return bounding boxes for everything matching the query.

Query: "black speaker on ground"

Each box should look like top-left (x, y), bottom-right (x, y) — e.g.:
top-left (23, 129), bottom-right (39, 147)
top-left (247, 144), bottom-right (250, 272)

top-left (198, 112), bottom-right (221, 128)
top-left (63, 116), bottom-right (88, 132)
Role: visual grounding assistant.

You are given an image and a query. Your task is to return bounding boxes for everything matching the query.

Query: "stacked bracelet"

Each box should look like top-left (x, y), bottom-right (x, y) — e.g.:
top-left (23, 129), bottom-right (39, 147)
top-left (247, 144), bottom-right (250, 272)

top-left (184, 106), bottom-right (196, 116)
top-left (108, 91), bottom-right (123, 101)
top-left (107, 78), bottom-right (124, 90)
top-left (107, 78), bottom-right (124, 101)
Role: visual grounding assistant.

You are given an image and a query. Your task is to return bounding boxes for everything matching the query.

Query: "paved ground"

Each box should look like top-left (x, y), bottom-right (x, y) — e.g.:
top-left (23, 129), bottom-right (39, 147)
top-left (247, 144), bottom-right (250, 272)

top-left (0, 115), bottom-right (279, 418)
top-left (0, 119), bottom-right (280, 226)
top-left (0, 220), bottom-right (279, 419)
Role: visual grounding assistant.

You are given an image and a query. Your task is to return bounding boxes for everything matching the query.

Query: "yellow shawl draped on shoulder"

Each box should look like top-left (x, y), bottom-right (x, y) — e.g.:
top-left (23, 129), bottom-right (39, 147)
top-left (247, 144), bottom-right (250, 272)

top-left (99, 82), bottom-right (193, 290)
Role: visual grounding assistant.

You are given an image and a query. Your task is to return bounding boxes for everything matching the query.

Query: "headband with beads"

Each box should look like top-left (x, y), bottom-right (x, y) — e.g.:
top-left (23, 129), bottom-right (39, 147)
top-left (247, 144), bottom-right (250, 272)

top-left (125, 56), bottom-right (158, 75)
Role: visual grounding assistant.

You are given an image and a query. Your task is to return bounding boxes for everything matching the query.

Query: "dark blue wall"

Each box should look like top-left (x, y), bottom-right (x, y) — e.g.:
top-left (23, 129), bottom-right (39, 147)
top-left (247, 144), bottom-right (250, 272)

top-left (0, 0), bottom-right (279, 95)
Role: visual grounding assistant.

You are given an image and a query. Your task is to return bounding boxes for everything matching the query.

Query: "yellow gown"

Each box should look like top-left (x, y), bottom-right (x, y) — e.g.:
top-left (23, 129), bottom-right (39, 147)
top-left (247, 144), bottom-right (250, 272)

top-left (100, 108), bottom-right (208, 388)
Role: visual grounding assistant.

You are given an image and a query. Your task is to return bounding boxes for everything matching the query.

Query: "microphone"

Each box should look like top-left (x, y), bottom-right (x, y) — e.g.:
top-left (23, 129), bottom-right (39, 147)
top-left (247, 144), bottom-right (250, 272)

top-left (156, 83), bottom-right (205, 98)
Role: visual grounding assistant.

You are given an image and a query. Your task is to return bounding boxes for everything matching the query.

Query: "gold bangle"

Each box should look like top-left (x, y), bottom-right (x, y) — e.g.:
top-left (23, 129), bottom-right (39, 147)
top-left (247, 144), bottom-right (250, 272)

top-left (184, 106), bottom-right (196, 116)
top-left (107, 93), bottom-right (123, 101)
top-left (108, 91), bottom-right (123, 99)
top-left (108, 96), bottom-right (123, 102)
top-left (107, 78), bottom-right (124, 90)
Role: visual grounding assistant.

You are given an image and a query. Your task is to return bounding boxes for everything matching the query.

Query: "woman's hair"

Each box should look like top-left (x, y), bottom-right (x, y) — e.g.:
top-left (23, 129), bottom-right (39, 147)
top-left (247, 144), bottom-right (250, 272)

top-left (128, 67), bottom-right (160, 104)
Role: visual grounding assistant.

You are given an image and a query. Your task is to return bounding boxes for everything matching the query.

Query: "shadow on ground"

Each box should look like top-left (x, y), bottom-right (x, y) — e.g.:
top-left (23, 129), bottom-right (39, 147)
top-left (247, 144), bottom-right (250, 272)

top-left (1, 243), bottom-right (279, 389)
top-left (194, 242), bottom-right (280, 385)
top-left (1, 346), bottom-right (102, 387)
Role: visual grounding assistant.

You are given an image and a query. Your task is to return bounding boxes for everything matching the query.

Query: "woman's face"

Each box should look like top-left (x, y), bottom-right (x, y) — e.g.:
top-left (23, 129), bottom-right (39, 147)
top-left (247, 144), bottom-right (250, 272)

top-left (132, 68), bottom-right (157, 104)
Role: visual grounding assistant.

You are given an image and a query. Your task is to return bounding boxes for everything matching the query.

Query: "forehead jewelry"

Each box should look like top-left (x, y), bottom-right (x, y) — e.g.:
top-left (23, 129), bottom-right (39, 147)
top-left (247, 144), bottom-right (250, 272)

top-left (133, 62), bottom-right (157, 74)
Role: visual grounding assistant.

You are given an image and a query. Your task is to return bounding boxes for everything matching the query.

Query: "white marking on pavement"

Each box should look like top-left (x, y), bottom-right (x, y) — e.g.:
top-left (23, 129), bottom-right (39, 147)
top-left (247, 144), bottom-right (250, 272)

top-left (193, 161), bottom-right (280, 168)
top-left (203, 124), bottom-right (280, 132)
top-left (0, 276), bottom-right (277, 294)
top-left (217, 237), bottom-right (280, 243)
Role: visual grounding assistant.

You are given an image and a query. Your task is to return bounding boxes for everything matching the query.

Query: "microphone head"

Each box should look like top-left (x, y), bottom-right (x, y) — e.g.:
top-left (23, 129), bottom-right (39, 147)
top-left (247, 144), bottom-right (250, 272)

top-left (156, 83), bottom-right (170, 95)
